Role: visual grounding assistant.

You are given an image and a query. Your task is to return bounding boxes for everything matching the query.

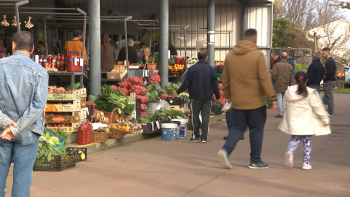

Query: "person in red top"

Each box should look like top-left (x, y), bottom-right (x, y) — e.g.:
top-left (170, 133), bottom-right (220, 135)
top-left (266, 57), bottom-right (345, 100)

top-left (0, 39), bottom-right (7, 54)
top-left (270, 51), bottom-right (281, 71)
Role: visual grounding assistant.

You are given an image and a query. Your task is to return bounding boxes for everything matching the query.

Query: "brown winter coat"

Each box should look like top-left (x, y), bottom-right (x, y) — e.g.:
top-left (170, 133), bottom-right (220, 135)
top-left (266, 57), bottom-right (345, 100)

top-left (271, 60), bottom-right (294, 93)
top-left (222, 40), bottom-right (276, 110)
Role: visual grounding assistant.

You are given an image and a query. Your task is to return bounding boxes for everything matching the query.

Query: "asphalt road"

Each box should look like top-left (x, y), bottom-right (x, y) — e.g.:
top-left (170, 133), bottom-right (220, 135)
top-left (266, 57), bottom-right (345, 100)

top-left (5, 94), bottom-right (350, 197)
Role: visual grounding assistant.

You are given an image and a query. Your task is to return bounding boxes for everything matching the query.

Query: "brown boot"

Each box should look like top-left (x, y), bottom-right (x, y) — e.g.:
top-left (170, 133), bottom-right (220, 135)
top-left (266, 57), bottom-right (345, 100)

top-left (275, 114), bottom-right (283, 118)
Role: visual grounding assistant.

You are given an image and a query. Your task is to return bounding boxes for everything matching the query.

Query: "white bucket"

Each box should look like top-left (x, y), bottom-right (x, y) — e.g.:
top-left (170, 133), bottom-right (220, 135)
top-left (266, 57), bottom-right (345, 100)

top-left (172, 119), bottom-right (188, 138)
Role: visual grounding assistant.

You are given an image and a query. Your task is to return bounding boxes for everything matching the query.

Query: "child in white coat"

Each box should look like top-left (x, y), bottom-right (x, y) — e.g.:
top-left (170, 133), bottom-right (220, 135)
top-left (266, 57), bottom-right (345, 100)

top-left (279, 71), bottom-right (331, 170)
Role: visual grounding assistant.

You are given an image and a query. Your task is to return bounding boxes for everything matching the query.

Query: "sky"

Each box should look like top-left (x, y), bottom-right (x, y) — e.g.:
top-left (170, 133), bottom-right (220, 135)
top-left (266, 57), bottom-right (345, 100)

top-left (342, 9), bottom-right (350, 19)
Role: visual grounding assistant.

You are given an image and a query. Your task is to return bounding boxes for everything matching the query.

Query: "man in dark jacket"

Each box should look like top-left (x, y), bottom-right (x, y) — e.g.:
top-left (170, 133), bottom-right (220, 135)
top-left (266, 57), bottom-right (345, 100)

top-left (307, 53), bottom-right (325, 94)
top-left (287, 52), bottom-right (295, 75)
top-left (173, 50), bottom-right (220, 143)
top-left (321, 47), bottom-right (337, 116)
top-left (117, 39), bottom-right (138, 64)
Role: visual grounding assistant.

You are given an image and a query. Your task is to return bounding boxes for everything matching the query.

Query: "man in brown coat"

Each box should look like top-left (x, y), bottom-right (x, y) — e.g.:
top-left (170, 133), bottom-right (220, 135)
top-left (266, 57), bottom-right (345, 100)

top-left (271, 52), bottom-right (293, 118)
top-left (217, 29), bottom-right (277, 170)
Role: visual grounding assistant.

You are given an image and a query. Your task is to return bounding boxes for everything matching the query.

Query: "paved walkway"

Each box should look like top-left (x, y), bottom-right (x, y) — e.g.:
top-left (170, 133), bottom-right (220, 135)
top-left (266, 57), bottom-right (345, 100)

top-left (6, 94), bottom-right (350, 197)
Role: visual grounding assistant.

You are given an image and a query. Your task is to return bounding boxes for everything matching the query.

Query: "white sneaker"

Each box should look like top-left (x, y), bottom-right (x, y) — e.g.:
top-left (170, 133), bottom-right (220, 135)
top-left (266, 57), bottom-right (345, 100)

top-left (302, 163), bottom-right (312, 170)
top-left (284, 152), bottom-right (293, 168)
top-left (217, 149), bottom-right (232, 169)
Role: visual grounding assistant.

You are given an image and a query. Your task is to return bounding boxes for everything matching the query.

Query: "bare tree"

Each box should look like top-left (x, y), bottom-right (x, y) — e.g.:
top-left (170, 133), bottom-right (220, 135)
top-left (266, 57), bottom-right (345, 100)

top-left (277, 0), bottom-right (318, 29)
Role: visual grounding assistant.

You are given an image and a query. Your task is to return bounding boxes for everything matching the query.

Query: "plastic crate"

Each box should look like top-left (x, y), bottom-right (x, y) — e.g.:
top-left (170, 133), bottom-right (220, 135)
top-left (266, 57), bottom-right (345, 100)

top-left (39, 128), bottom-right (66, 150)
top-left (216, 73), bottom-right (222, 79)
top-left (169, 69), bottom-right (184, 76)
top-left (211, 102), bottom-right (223, 115)
top-left (166, 97), bottom-right (184, 105)
top-left (33, 154), bottom-right (77, 171)
top-left (141, 122), bottom-right (154, 134)
top-left (65, 147), bottom-right (88, 162)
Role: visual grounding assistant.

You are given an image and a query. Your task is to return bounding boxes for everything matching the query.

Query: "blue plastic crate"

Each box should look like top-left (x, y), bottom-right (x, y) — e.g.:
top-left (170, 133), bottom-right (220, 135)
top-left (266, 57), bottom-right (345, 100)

top-left (39, 128), bottom-right (66, 150)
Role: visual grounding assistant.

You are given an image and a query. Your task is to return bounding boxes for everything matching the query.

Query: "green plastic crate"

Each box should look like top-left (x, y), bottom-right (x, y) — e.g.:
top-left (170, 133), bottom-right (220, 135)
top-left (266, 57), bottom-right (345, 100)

top-left (216, 73), bottom-right (222, 79)
top-left (39, 128), bottom-right (66, 150)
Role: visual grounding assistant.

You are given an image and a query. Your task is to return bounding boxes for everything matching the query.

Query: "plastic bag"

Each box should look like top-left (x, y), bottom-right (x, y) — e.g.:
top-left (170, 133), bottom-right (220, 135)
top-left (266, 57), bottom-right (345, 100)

top-left (322, 94), bottom-right (335, 105)
top-left (221, 102), bottom-right (232, 112)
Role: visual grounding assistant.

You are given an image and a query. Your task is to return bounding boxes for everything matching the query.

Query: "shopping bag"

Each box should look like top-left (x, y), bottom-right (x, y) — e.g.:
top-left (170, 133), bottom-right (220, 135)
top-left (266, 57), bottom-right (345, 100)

top-left (322, 94), bottom-right (335, 105)
top-left (322, 94), bottom-right (327, 105)
top-left (266, 97), bottom-right (271, 105)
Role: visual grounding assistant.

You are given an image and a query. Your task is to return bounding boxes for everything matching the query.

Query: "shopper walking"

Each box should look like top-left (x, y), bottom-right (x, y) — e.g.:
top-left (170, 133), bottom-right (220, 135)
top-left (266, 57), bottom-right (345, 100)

top-left (321, 47), bottom-right (337, 116)
top-left (279, 72), bottom-right (331, 170)
top-left (173, 50), bottom-right (220, 143)
top-left (217, 29), bottom-right (277, 169)
top-left (306, 53), bottom-right (325, 94)
top-left (272, 52), bottom-right (294, 118)
top-left (270, 51), bottom-right (281, 71)
top-left (287, 52), bottom-right (295, 75)
top-left (0, 31), bottom-right (48, 197)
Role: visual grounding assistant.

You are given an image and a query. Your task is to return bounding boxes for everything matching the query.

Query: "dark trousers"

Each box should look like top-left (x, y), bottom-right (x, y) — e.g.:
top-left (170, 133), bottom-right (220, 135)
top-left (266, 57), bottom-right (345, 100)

top-left (222, 106), bottom-right (267, 163)
top-left (226, 109), bottom-right (245, 138)
top-left (190, 99), bottom-right (212, 138)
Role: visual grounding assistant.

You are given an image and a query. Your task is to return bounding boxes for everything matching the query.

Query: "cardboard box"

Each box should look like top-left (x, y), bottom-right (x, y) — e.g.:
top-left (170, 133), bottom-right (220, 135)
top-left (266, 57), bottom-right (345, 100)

top-left (107, 66), bottom-right (127, 79)
top-left (118, 61), bottom-right (129, 65)
top-left (167, 105), bottom-right (185, 113)
top-left (47, 90), bottom-right (81, 101)
top-left (80, 108), bottom-right (87, 120)
top-left (45, 100), bottom-right (81, 112)
top-left (81, 97), bottom-right (87, 108)
top-left (44, 111), bottom-right (80, 123)
top-left (47, 123), bottom-right (80, 133)
top-left (80, 88), bottom-right (87, 98)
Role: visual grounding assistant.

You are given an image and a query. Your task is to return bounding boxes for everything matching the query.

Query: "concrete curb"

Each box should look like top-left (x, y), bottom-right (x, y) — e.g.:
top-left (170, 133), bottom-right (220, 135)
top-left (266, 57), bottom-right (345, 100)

top-left (66, 114), bottom-right (226, 155)
top-left (67, 132), bottom-right (161, 155)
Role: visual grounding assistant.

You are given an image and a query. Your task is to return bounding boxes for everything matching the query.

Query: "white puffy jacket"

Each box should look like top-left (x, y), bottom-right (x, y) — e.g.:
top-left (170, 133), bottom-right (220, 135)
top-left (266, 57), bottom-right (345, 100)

top-left (278, 85), bottom-right (331, 136)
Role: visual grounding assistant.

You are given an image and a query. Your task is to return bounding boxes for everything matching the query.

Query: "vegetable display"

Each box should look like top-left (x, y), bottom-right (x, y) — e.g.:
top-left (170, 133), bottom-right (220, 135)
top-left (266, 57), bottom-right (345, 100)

top-left (138, 109), bottom-right (186, 123)
top-left (144, 83), bottom-right (166, 103)
top-left (165, 82), bottom-right (182, 95)
top-left (90, 85), bottom-right (135, 115)
top-left (40, 132), bottom-right (61, 146)
top-left (36, 143), bottom-right (67, 162)
top-left (148, 72), bottom-right (161, 85)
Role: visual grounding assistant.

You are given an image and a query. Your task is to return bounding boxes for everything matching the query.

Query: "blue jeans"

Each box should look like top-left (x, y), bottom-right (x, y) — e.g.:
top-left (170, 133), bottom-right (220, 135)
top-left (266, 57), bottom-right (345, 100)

top-left (308, 85), bottom-right (320, 94)
top-left (276, 92), bottom-right (285, 115)
top-left (223, 106), bottom-right (267, 163)
top-left (0, 131), bottom-right (39, 197)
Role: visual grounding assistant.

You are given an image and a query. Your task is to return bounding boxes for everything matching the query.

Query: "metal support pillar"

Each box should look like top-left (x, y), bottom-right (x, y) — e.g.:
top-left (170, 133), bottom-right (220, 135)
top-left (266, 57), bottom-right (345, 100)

top-left (241, 0), bottom-right (249, 38)
top-left (124, 19), bottom-right (129, 70)
top-left (160, 0), bottom-right (169, 87)
top-left (88, 0), bottom-right (101, 95)
top-left (44, 18), bottom-right (48, 56)
top-left (207, 0), bottom-right (215, 67)
top-left (15, 4), bottom-right (20, 32)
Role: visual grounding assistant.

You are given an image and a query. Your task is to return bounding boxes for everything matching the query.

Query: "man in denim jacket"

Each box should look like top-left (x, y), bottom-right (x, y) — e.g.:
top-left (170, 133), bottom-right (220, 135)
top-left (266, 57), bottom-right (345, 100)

top-left (0, 31), bottom-right (48, 197)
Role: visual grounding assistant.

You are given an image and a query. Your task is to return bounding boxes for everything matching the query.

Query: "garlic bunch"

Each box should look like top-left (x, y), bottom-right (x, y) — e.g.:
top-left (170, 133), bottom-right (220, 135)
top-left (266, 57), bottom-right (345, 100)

top-left (1, 15), bottom-right (9, 26)
top-left (12, 16), bottom-right (21, 26)
top-left (25, 16), bottom-right (34, 29)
